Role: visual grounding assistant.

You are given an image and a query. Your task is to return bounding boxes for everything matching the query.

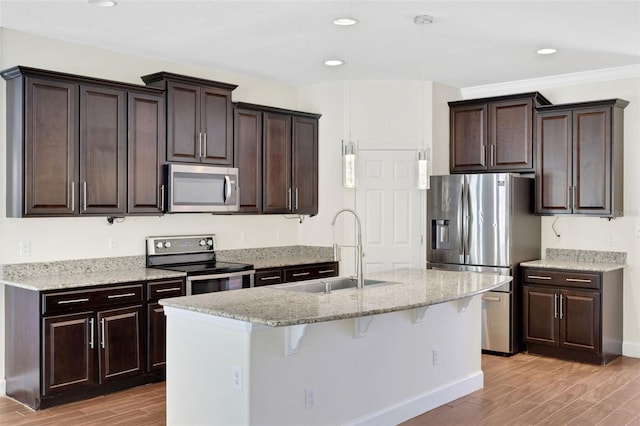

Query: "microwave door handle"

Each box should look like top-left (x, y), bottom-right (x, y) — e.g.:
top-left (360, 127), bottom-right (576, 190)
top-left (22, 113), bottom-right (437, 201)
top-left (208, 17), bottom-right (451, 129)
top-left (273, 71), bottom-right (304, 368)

top-left (224, 175), bottom-right (232, 204)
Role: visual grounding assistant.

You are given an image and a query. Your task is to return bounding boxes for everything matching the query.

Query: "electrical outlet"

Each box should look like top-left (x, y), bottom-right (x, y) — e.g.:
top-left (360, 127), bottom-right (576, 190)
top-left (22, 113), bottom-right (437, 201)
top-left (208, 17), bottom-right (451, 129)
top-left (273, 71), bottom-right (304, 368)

top-left (19, 240), bottom-right (31, 257)
top-left (232, 366), bottom-right (242, 390)
top-left (108, 237), bottom-right (117, 251)
top-left (635, 225), bottom-right (640, 238)
top-left (432, 349), bottom-right (440, 366)
top-left (305, 387), bottom-right (317, 408)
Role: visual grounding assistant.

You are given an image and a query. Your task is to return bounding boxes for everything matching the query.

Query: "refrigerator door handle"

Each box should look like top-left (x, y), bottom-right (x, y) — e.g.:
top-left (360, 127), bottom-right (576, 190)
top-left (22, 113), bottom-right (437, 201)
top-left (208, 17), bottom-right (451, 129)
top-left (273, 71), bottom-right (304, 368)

top-left (459, 180), bottom-right (465, 263)
top-left (464, 180), bottom-right (471, 264)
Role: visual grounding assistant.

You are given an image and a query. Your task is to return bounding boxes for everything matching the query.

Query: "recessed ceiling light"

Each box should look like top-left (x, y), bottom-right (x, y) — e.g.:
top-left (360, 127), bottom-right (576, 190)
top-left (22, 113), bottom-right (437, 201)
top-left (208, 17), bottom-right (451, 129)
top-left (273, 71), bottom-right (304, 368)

top-left (324, 59), bottom-right (345, 67)
top-left (414, 15), bottom-right (434, 25)
top-left (333, 17), bottom-right (358, 26)
top-left (537, 48), bottom-right (558, 55)
top-left (89, 0), bottom-right (117, 7)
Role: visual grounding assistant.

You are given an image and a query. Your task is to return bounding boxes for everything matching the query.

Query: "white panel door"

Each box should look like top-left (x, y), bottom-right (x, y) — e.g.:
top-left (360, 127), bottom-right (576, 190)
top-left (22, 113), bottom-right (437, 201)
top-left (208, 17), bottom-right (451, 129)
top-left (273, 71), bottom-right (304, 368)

top-left (355, 149), bottom-right (424, 274)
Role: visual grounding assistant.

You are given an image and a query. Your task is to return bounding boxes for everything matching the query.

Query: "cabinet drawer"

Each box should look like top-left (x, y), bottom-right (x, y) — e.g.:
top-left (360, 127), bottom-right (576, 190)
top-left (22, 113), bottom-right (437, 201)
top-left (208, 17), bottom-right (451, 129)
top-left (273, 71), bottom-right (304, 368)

top-left (255, 268), bottom-right (283, 287)
top-left (284, 262), bottom-right (339, 282)
top-left (523, 268), bottom-right (601, 290)
top-left (43, 284), bottom-right (144, 315)
top-left (147, 279), bottom-right (184, 301)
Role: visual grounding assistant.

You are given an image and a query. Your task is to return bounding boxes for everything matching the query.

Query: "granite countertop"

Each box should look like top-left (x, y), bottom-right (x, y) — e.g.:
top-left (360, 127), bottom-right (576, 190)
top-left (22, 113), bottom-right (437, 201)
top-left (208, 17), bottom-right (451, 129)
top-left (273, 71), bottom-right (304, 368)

top-left (0, 268), bottom-right (186, 292)
top-left (160, 268), bottom-right (511, 326)
top-left (520, 248), bottom-right (626, 272)
top-left (520, 259), bottom-right (624, 272)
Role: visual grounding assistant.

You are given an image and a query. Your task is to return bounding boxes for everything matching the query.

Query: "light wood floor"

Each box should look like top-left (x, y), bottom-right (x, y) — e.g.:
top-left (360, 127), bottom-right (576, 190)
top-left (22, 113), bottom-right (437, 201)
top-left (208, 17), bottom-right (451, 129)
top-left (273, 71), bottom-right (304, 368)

top-left (1, 353), bottom-right (639, 425)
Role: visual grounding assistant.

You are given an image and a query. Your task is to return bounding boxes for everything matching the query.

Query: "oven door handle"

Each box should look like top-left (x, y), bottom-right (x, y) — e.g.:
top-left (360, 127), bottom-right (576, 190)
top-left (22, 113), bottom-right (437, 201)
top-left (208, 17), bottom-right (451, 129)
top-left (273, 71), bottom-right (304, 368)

top-left (187, 270), bottom-right (256, 281)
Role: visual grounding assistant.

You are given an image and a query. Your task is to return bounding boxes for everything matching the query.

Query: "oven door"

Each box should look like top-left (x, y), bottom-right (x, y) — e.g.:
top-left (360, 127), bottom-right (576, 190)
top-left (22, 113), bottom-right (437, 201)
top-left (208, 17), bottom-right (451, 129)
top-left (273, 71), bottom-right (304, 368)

top-left (186, 270), bottom-right (255, 296)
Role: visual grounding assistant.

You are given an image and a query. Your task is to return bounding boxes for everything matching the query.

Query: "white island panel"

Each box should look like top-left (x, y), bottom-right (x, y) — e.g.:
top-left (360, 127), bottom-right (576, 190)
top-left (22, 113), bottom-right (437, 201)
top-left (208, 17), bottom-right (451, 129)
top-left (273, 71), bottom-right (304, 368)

top-left (165, 297), bottom-right (483, 425)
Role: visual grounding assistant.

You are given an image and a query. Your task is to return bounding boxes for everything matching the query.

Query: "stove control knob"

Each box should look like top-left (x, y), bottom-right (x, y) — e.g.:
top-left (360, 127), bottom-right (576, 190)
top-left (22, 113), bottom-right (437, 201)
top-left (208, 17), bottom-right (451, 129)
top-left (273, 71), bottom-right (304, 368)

top-left (155, 242), bottom-right (163, 249)
top-left (206, 239), bottom-right (213, 246)
top-left (199, 239), bottom-right (206, 247)
top-left (164, 241), bottom-right (171, 249)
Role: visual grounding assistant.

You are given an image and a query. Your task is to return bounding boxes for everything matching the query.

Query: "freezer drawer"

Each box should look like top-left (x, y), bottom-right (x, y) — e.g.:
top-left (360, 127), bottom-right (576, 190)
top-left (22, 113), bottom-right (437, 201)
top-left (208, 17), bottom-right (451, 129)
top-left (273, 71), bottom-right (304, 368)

top-left (481, 290), bottom-right (512, 353)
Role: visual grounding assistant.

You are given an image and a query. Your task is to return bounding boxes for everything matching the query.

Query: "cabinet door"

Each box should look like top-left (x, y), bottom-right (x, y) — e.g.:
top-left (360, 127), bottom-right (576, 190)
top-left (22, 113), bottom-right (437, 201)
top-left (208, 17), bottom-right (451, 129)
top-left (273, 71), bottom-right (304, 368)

top-left (24, 77), bottom-right (78, 216)
top-left (127, 91), bottom-right (166, 214)
top-left (572, 107), bottom-right (611, 215)
top-left (560, 289), bottom-right (600, 353)
top-left (255, 268), bottom-right (283, 286)
top-left (43, 312), bottom-right (95, 395)
top-left (536, 111), bottom-right (572, 214)
top-left (523, 286), bottom-right (559, 346)
top-left (201, 86), bottom-right (233, 165)
top-left (167, 81), bottom-right (200, 163)
top-left (263, 112), bottom-right (292, 213)
top-left (490, 98), bottom-right (533, 171)
top-left (80, 85), bottom-right (127, 214)
top-left (234, 108), bottom-right (263, 213)
top-left (292, 116), bottom-right (318, 215)
top-left (147, 303), bottom-right (166, 371)
top-left (450, 103), bottom-right (487, 172)
top-left (97, 305), bottom-right (144, 383)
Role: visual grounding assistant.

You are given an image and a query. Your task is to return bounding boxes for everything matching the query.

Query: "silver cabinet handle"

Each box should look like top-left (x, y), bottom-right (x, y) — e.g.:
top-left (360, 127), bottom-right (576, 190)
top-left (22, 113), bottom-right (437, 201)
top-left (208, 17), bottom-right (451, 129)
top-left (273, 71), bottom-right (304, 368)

top-left (567, 186), bottom-right (571, 209)
top-left (482, 145), bottom-right (486, 166)
top-left (58, 298), bottom-right (89, 305)
top-left (554, 294), bottom-right (558, 319)
top-left (292, 272), bottom-right (310, 277)
top-left (319, 270), bottom-right (335, 274)
top-left (197, 132), bottom-right (202, 158)
top-left (490, 145), bottom-right (495, 166)
top-left (559, 294), bottom-right (564, 320)
top-left (482, 295), bottom-right (501, 302)
top-left (287, 188), bottom-right (292, 211)
top-left (83, 181), bottom-right (87, 211)
top-left (107, 292), bottom-right (136, 299)
top-left (160, 185), bottom-right (165, 212)
top-left (295, 188), bottom-right (299, 210)
top-left (259, 276), bottom-right (281, 281)
top-left (89, 318), bottom-right (94, 349)
top-left (71, 181), bottom-right (75, 211)
top-left (156, 287), bottom-right (182, 293)
top-left (572, 185), bottom-right (577, 209)
top-left (100, 318), bottom-right (105, 349)
top-left (202, 132), bottom-right (207, 158)
top-left (528, 275), bottom-right (552, 280)
top-left (566, 278), bottom-right (592, 283)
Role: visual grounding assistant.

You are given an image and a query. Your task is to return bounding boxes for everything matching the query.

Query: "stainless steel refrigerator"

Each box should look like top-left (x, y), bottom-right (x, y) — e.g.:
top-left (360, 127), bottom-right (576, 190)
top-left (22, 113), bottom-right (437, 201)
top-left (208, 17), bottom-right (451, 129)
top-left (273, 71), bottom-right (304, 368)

top-left (427, 173), bottom-right (540, 355)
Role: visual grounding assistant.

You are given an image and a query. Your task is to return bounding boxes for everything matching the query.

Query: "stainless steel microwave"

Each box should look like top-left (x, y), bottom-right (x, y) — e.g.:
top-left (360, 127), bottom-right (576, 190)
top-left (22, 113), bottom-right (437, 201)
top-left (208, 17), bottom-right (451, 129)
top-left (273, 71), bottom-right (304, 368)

top-left (166, 164), bottom-right (239, 213)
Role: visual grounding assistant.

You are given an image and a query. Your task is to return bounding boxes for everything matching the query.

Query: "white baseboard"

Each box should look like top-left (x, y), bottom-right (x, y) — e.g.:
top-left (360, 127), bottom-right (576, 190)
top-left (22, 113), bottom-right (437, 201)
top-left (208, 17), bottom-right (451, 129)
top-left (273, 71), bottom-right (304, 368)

top-left (348, 370), bottom-right (484, 426)
top-left (0, 378), bottom-right (6, 396)
top-left (623, 341), bottom-right (640, 358)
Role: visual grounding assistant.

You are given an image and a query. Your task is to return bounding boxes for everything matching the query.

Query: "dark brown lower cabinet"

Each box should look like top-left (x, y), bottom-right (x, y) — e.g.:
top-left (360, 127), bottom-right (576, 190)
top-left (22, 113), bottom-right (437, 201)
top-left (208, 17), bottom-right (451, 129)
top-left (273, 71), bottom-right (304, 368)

top-left (254, 261), bottom-right (339, 287)
top-left (6, 278), bottom-right (184, 410)
top-left (523, 267), bottom-right (621, 365)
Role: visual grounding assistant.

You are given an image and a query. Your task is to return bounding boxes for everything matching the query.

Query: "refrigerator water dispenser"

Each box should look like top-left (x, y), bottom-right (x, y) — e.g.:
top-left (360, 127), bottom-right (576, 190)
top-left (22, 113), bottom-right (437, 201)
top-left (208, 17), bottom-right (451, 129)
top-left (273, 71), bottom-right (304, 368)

top-left (432, 219), bottom-right (450, 249)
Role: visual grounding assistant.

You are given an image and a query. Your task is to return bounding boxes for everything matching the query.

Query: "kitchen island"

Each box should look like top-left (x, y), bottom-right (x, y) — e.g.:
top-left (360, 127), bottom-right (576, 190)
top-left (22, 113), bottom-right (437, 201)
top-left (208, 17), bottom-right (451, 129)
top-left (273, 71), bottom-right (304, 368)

top-left (160, 268), bottom-right (511, 425)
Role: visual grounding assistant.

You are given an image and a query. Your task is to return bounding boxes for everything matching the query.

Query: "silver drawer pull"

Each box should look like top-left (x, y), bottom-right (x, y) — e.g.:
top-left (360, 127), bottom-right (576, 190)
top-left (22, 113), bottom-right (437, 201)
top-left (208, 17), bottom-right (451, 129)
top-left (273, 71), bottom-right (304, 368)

top-left (528, 275), bottom-right (552, 280)
top-left (58, 298), bottom-right (89, 305)
top-left (260, 276), bottom-right (281, 281)
top-left (107, 292), bottom-right (136, 299)
top-left (292, 272), bottom-right (310, 277)
top-left (565, 278), bottom-right (592, 283)
top-left (482, 296), bottom-right (501, 302)
top-left (319, 270), bottom-right (335, 274)
top-left (155, 287), bottom-right (182, 293)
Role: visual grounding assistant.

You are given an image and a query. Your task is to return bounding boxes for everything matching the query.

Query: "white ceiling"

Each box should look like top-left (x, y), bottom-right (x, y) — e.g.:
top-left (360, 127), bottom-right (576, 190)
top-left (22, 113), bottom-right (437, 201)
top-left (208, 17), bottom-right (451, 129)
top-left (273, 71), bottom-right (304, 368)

top-left (0, 0), bottom-right (639, 88)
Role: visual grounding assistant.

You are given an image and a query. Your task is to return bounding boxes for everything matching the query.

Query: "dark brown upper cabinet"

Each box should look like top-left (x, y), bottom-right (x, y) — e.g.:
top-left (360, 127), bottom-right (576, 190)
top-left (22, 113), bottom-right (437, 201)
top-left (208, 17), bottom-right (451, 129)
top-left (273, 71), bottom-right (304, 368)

top-left (535, 99), bottom-right (628, 218)
top-left (233, 102), bottom-right (321, 216)
top-left (2, 66), bottom-right (165, 217)
top-left (141, 72), bottom-right (237, 166)
top-left (449, 92), bottom-right (551, 173)
top-left (127, 91), bottom-right (166, 214)
top-left (233, 106), bottom-right (263, 213)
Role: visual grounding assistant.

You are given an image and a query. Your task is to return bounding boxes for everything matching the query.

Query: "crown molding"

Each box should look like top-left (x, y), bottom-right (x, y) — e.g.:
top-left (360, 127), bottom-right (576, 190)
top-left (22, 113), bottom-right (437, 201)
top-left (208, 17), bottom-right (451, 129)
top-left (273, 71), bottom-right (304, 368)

top-left (460, 64), bottom-right (640, 99)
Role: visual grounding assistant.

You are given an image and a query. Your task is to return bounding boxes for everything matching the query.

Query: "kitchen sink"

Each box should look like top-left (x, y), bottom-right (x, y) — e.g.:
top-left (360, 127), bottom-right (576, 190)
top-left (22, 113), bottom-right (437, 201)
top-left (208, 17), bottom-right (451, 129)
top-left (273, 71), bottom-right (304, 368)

top-left (272, 276), bottom-right (396, 294)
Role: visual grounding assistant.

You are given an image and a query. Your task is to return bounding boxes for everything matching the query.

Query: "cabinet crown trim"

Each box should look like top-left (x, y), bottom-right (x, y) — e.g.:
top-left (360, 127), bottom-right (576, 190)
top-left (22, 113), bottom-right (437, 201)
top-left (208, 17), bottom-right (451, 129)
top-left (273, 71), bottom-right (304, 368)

top-left (234, 101), bottom-right (322, 119)
top-left (448, 91), bottom-right (552, 107)
top-left (141, 71), bottom-right (238, 91)
top-left (536, 98), bottom-right (629, 111)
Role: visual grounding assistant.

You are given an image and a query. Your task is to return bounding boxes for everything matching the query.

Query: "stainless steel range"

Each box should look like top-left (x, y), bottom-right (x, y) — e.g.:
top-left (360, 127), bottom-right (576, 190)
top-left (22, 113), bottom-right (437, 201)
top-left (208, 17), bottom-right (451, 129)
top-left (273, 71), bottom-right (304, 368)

top-left (146, 235), bottom-right (254, 295)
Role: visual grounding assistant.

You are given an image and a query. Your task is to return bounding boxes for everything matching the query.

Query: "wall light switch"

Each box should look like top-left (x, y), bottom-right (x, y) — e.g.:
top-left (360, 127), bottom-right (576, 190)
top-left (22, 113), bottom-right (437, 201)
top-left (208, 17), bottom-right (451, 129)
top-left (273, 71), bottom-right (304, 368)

top-left (232, 366), bottom-right (242, 390)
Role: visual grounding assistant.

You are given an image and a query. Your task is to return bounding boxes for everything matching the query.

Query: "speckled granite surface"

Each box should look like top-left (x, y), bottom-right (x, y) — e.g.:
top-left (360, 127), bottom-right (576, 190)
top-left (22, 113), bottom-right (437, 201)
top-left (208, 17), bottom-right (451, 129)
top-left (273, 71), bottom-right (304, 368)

top-left (0, 255), bottom-right (185, 291)
top-left (160, 268), bottom-right (511, 326)
top-left (520, 248), bottom-right (626, 272)
top-left (217, 245), bottom-right (334, 269)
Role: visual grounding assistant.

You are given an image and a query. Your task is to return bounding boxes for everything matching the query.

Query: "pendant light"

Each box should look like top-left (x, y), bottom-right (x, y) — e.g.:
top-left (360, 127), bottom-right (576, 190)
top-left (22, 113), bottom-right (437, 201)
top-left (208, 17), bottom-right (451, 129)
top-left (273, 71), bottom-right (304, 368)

top-left (414, 15), bottom-right (433, 190)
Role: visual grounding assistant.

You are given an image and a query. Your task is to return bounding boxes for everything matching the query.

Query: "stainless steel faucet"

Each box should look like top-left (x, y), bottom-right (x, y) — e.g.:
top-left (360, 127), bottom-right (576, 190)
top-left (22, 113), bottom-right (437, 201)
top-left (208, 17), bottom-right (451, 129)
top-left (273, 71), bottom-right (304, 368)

top-left (331, 208), bottom-right (364, 289)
